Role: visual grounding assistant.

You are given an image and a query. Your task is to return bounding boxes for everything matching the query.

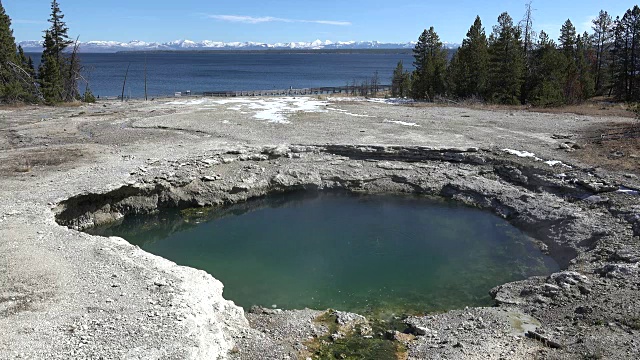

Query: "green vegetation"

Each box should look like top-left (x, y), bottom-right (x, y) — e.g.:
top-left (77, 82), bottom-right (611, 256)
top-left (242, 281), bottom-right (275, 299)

top-left (487, 12), bottom-right (525, 104)
top-left (403, 4), bottom-right (640, 106)
top-left (447, 16), bottom-right (489, 100)
top-left (308, 311), bottom-right (407, 360)
top-left (0, 0), bottom-right (85, 105)
top-left (411, 27), bottom-right (447, 101)
top-left (82, 87), bottom-right (96, 103)
top-left (528, 31), bottom-right (566, 106)
top-left (0, 2), bottom-right (37, 103)
top-left (391, 60), bottom-right (410, 97)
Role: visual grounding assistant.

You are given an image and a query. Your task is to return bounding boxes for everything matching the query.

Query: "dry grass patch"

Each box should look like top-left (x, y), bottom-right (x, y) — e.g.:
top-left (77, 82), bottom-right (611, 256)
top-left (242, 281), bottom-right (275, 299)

top-left (0, 147), bottom-right (88, 176)
top-left (572, 121), bottom-right (640, 174)
top-left (530, 103), bottom-right (634, 118)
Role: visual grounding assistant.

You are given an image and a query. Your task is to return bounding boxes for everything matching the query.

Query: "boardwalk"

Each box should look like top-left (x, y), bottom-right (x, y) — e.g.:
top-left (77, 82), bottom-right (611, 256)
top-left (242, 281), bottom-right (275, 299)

top-left (197, 84), bottom-right (391, 97)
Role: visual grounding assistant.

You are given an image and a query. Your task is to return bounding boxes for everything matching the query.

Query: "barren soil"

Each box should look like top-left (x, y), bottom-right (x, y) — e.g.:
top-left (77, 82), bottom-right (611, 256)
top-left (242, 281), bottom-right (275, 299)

top-left (1, 97), bottom-right (639, 360)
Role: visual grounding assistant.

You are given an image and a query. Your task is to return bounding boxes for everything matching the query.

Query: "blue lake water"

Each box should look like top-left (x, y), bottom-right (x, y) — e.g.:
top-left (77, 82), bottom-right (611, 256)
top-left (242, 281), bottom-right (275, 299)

top-left (87, 192), bottom-right (559, 316)
top-left (27, 52), bottom-right (414, 98)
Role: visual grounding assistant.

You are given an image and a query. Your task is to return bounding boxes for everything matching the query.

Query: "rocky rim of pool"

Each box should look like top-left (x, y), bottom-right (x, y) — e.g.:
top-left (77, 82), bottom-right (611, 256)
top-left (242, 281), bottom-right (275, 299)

top-left (52, 143), bottom-right (640, 359)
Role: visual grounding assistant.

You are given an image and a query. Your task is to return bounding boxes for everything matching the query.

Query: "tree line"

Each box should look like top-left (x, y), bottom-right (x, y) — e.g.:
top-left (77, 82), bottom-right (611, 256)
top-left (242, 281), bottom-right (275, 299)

top-left (0, 0), bottom-right (92, 105)
top-left (392, 3), bottom-right (640, 106)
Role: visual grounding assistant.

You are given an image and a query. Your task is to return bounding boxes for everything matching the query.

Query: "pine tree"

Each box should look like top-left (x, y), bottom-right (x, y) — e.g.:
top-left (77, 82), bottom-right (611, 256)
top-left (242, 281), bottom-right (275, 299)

top-left (558, 19), bottom-right (581, 103)
top-left (591, 10), bottom-right (614, 94)
top-left (611, 16), bottom-right (625, 99)
top-left (27, 57), bottom-right (35, 75)
top-left (17, 45), bottom-right (27, 66)
top-left (46, 0), bottom-right (72, 63)
top-left (0, 0), bottom-right (24, 102)
top-left (448, 16), bottom-right (489, 99)
top-left (17, 45), bottom-right (36, 78)
top-left (40, 0), bottom-right (78, 103)
top-left (411, 27), bottom-right (447, 101)
top-left (39, 31), bottom-right (63, 104)
top-left (487, 12), bottom-right (525, 104)
top-left (411, 29), bottom-right (430, 100)
top-left (391, 60), bottom-right (410, 97)
top-left (446, 51), bottom-right (464, 98)
top-left (559, 19), bottom-right (577, 55)
top-left (611, 6), bottom-right (640, 101)
top-left (576, 32), bottom-right (595, 100)
top-left (82, 86), bottom-right (96, 103)
top-left (528, 31), bottom-right (566, 106)
top-left (0, 1), bottom-right (16, 64)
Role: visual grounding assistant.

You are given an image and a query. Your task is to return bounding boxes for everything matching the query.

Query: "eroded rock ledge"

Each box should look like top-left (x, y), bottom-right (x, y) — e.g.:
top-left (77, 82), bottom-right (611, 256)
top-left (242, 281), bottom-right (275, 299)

top-left (54, 144), bottom-right (640, 359)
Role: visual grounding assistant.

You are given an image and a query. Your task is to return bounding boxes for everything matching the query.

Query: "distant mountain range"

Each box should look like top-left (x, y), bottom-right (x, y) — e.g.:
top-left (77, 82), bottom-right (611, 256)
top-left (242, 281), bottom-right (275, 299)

top-left (18, 39), bottom-right (460, 53)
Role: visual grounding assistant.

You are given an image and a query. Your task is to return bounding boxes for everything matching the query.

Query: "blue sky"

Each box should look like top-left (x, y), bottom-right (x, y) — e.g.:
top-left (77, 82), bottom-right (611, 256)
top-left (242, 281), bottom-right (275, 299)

top-left (5, 0), bottom-right (635, 44)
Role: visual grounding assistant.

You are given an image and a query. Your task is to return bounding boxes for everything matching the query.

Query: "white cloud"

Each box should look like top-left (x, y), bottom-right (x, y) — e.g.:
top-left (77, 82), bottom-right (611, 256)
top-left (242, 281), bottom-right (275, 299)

top-left (207, 14), bottom-right (351, 26)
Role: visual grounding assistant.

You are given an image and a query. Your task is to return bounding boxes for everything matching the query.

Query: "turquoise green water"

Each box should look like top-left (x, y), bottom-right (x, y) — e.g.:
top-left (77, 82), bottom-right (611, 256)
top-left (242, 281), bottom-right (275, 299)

top-left (88, 192), bottom-right (558, 315)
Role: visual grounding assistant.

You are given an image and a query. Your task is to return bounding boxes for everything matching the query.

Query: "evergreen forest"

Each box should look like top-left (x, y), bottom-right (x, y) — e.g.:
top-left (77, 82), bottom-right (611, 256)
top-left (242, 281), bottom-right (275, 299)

top-left (0, 0), bottom-right (92, 105)
top-left (393, 3), bottom-right (640, 106)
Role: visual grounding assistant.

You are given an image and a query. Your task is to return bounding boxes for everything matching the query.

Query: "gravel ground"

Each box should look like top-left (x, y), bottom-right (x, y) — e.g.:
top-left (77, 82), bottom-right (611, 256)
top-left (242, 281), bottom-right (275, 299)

top-left (0, 96), bottom-right (639, 359)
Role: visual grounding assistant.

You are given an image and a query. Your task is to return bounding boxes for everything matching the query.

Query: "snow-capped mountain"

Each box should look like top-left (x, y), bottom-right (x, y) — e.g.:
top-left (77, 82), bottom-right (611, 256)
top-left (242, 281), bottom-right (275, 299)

top-left (18, 39), bottom-right (460, 53)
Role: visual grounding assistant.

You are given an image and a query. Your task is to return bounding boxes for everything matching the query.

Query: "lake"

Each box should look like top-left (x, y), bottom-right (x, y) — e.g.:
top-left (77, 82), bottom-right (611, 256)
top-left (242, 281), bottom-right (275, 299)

top-left (26, 51), bottom-right (415, 98)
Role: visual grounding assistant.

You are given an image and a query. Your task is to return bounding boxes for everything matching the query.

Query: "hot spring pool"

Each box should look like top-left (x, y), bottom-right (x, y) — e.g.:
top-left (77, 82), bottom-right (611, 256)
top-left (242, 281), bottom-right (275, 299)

top-left (88, 192), bottom-right (559, 316)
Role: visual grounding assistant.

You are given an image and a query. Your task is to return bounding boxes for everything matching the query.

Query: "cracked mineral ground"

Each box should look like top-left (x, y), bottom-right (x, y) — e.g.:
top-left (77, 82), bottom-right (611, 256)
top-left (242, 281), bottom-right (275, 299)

top-left (1, 96), bottom-right (639, 360)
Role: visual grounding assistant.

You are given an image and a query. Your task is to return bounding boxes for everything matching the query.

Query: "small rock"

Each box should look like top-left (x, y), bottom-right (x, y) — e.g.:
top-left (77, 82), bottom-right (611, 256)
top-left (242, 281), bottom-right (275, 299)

top-left (575, 306), bottom-right (593, 315)
top-left (154, 280), bottom-right (168, 287)
top-left (409, 325), bottom-right (429, 336)
top-left (226, 149), bottom-right (247, 155)
top-left (202, 159), bottom-right (219, 165)
top-left (262, 144), bottom-right (290, 157)
top-left (377, 161), bottom-right (414, 171)
top-left (584, 195), bottom-right (609, 204)
top-left (578, 285), bottom-right (592, 295)
top-left (597, 263), bottom-right (637, 279)
top-left (550, 271), bottom-right (589, 289)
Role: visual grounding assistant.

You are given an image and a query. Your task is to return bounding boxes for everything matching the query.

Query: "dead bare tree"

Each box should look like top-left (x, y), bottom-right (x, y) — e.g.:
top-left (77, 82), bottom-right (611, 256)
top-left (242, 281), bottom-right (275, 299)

top-left (144, 55), bottom-right (148, 101)
top-left (360, 79), bottom-right (370, 97)
top-left (520, 1), bottom-right (536, 62)
top-left (64, 36), bottom-right (82, 102)
top-left (371, 71), bottom-right (380, 96)
top-left (121, 62), bottom-right (131, 101)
